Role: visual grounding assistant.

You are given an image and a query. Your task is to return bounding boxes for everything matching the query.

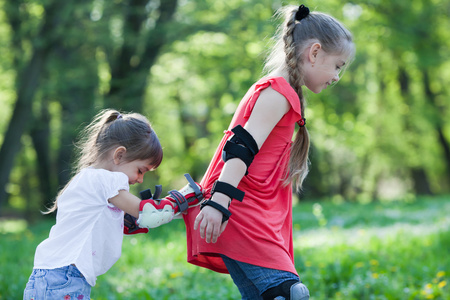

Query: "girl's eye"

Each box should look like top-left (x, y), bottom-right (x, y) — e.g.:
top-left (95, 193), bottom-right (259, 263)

top-left (138, 169), bottom-right (143, 174)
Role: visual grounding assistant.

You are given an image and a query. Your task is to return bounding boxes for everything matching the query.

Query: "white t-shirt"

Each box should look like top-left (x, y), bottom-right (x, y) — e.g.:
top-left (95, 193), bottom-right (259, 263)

top-left (34, 168), bottom-right (129, 286)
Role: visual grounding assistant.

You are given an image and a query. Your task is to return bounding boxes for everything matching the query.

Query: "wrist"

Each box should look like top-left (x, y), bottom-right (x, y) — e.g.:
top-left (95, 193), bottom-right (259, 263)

top-left (211, 193), bottom-right (231, 208)
top-left (201, 196), bottom-right (232, 223)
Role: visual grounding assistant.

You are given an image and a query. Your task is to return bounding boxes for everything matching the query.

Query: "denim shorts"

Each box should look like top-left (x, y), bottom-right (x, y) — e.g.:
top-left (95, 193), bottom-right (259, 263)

top-left (23, 265), bottom-right (91, 300)
top-left (221, 255), bottom-right (299, 300)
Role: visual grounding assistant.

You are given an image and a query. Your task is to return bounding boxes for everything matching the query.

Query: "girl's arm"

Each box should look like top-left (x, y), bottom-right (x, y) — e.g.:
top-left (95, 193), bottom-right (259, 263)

top-left (109, 180), bottom-right (204, 231)
top-left (194, 86), bottom-right (290, 243)
top-left (108, 190), bottom-right (141, 218)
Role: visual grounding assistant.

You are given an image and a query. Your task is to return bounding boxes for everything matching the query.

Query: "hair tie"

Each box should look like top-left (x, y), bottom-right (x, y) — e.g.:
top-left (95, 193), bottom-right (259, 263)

top-left (295, 4), bottom-right (310, 21)
top-left (297, 118), bottom-right (306, 127)
top-left (117, 114), bottom-right (123, 119)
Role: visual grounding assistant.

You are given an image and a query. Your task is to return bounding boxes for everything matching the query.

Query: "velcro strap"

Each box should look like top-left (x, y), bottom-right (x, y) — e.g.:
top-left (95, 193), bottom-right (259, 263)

top-left (123, 213), bottom-right (139, 234)
top-left (152, 185), bottom-right (162, 199)
top-left (211, 180), bottom-right (245, 202)
top-left (223, 142), bottom-right (254, 167)
top-left (139, 189), bottom-right (152, 200)
top-left (200, 200), bottom-right (231, 223)
top-left (168, 190), bottom-right (188, 213)
top-left (139, 185), bottom-right (162, 200)
top-left (231, 125), bottom-right (259, 155)
top-left (184, 173), bottom-right (203, 201)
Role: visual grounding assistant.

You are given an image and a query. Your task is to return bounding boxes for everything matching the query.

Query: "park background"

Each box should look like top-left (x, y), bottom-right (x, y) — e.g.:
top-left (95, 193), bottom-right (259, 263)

top-left (0, 0), bottom-right (448, 299)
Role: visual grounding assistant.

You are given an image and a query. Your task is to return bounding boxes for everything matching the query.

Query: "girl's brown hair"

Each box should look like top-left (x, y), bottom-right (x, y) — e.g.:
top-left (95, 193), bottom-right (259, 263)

top-left (264, 5), bottom-right (354, 191)
top-left (46, 109), bottom-right (163, 213)
top-left (75, 109), bottom-right (163, 173)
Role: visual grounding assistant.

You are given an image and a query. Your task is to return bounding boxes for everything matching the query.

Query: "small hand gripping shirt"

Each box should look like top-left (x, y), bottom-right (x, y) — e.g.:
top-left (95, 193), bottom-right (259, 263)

top-left (184, 77), bottom-right (302, 276)
top-left (33, 168), bottom-right (129, 286)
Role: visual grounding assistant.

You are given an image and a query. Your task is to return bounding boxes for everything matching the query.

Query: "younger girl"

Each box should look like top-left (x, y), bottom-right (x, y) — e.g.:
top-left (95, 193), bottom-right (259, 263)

top-left (184, 4), bottom-right (355, 300)
top-left (23, 109), bottom-right (199, 299)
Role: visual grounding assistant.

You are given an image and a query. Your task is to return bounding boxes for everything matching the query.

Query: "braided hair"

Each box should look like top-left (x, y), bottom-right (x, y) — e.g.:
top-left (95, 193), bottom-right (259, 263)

top-left (264, 5), bottom-right (354, 191)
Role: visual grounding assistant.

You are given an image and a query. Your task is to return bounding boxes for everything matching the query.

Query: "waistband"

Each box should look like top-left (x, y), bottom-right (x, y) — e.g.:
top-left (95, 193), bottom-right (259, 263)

top-left (33, 264), bottom-right (84, 278)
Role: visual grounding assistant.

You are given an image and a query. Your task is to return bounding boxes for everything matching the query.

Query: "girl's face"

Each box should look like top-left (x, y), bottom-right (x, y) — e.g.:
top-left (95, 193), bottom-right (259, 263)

top-left (108, 146), bottom-right (155, 185)
top-left (114, 159), bottom-right (154, 185)
top-left (303, 43), bottom-right (348, 94)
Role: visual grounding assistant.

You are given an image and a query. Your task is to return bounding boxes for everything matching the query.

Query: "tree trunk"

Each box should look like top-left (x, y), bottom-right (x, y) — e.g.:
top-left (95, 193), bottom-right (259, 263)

top-left (30, 103), bottom-right (54, 208)
top-left (0, 0), bottom-right (75, 211)
top-left (410, 168), bottom-right (433, 195)
top-left (0, 51), bottom-right (47, 210)
top-left (398, 67), bottom-right (433, 195)
top-left (422, 70), bottom-right (450, 184)
top-left (53, 47), bottom-right (98, 188)
top-left (107, 0), bottom-right (178, 112)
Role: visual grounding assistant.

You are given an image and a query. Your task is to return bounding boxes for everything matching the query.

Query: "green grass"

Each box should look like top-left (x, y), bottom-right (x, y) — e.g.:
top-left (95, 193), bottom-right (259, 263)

top-left (1, 196), bottom-right (449, 299)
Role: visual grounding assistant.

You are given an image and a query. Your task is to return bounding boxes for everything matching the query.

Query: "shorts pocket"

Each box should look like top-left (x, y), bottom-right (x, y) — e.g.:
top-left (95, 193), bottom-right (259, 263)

top-left (23, 270), bottom-right (40, 300)
top-left (45, 267), bottom-right (91, 299)
top-left (23, 286), bottom-right (36, 300)
top-left (45, 268), bottom-right (72, 290)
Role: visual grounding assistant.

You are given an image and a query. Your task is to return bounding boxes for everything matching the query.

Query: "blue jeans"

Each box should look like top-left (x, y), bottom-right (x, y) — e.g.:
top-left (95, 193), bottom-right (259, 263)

top-left (23, 265), bottom-right (91, 300)
top-left (221, 255), bottom-right (299, 300)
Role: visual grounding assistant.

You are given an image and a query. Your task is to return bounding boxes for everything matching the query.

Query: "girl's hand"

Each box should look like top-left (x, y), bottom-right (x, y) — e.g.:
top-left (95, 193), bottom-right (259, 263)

top-left (194, 202), bottom-right (228, 243)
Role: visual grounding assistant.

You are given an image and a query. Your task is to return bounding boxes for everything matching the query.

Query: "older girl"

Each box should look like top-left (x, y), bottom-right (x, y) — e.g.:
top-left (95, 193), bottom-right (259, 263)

top-left (185, 4), bottom-right (355, 300)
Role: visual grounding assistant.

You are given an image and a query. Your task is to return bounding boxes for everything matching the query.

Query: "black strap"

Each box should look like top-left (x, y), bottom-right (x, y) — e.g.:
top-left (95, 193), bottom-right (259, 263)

top-left (223, 142), bottom-right (254, 167)
top-left (152, 185), bottom-right (162, 199)
top-left (231, 125), bottom-right (259, 155)
top-left (201, 199), bottom-right (231, 223)
top-left (184, 173), bottom-right (203, 201)
top-left (211, 180), bottom-right (245, 202)
top-left (222, 125), bottom-right (259, 175)
top-left (139, 189), bottom-right (152, 200)
top-left (139, 185), bottom-right (162, 200)
top-left (123, 213), bottom-right (139, 233)
top-left (169, 190), bottom-right (188, 212)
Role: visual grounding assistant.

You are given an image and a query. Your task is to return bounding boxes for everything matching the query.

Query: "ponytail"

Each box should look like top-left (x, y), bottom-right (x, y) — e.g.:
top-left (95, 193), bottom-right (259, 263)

top-left (288, 125), bottom-right (310, 192)
top-left (282, 6), bottom-right (310, 191)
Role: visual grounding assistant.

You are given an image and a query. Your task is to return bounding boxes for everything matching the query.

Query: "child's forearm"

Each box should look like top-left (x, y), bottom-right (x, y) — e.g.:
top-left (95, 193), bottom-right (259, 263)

top-left (123, 174), bottom-right (204, 233)
top-left (109, 190), bottom-right (141, 218)
top-left (213, 159), bottom-right (247, 207)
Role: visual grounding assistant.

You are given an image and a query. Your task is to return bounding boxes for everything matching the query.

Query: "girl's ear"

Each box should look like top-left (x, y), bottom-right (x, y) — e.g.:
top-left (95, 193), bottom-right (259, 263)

top-left (113, 146), bottom-right (127, 165)
top-left (308, 42), bottom-right (322, 64)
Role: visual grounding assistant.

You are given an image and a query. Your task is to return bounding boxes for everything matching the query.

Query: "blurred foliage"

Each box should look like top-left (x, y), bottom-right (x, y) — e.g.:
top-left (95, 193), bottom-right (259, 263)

top-left (0, 0), bottom-right (449, 217)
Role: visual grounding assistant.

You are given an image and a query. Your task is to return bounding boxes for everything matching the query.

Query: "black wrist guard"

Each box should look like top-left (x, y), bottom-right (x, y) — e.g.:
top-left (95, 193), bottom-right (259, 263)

top-left (201, 199), bottom-right (232, 223)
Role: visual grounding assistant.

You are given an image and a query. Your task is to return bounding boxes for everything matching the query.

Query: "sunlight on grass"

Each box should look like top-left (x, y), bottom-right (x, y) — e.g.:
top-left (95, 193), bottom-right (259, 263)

top-left (295, 216), bottom-right (450, 248)
top-left (0, 218), bottom-right (27, 234)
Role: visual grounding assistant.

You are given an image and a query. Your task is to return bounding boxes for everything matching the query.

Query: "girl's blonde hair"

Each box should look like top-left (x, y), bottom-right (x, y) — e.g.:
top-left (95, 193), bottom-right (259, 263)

top-left (46, 109), bottom-right (163, 213)
top-left (264, 5), bottom-right (355, 192)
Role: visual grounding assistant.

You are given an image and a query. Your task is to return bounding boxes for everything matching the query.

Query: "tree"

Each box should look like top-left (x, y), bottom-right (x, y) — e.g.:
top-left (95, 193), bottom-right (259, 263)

top-left (0, 0), bottom-right (180, 214)
top-left (104, 0), bottom-right (178, 112)
top-left (0, 0), bottom-right (77, 209)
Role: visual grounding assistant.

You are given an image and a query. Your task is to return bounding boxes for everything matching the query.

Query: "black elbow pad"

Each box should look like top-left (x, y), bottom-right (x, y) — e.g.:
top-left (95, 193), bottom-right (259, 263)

top-left (222, 125), bottom-right (259, 174)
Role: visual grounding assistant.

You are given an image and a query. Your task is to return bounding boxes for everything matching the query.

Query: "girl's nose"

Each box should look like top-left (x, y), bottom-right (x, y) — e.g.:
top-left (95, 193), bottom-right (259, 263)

top-left (137, 176), bottom-right (144, 184)
top-left (333, 73), bottom-right (340, 82)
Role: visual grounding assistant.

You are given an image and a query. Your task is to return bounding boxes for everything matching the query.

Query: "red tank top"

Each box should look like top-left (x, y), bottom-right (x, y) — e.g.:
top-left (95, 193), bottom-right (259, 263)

top-left (183, 76), bottom-right (302, 275)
